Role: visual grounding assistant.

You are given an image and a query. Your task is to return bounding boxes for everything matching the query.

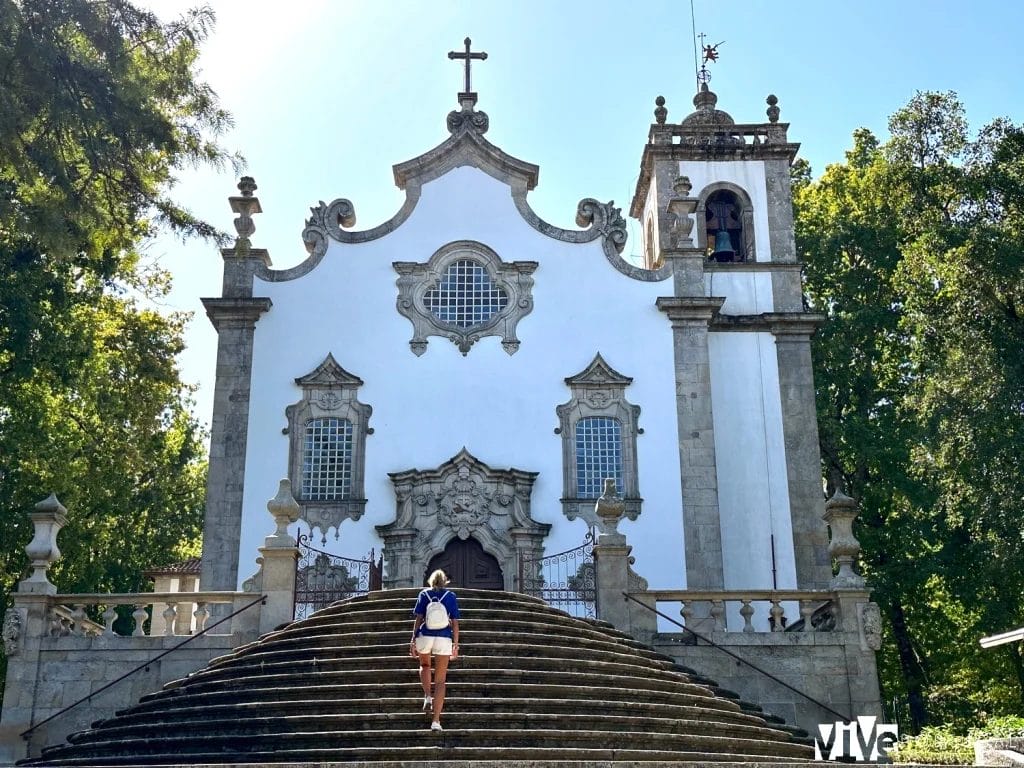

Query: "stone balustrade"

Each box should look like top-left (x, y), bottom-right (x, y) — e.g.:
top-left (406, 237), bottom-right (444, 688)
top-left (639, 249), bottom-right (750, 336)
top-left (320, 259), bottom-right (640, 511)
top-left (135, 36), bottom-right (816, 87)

top-left (43, 591), bottom-right (251, 638)
top-left (642, 588), bottom-right (837, 634)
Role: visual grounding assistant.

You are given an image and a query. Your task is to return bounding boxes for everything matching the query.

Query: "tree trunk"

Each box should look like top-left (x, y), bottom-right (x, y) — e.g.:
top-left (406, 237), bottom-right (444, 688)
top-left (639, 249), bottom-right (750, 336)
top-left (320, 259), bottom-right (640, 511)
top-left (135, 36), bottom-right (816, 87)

top-left (890, 600), bottom-right (929, 731)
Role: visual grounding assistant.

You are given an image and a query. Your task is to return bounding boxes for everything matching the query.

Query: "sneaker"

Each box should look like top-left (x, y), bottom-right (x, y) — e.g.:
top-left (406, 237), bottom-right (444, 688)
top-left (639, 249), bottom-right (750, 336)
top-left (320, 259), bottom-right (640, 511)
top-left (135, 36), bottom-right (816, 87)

top-left (422, 696), bottom-right (432, 712)
top-left (430, 721), bottom-right (443, 731)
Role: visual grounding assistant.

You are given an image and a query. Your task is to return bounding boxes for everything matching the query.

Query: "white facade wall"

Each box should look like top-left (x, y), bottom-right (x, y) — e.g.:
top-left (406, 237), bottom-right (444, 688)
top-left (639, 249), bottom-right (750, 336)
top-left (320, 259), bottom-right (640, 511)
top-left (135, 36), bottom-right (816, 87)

top-left (708, 332), bottom-right (796, 592)
top-left (237, 166), bottom-right (684, 589)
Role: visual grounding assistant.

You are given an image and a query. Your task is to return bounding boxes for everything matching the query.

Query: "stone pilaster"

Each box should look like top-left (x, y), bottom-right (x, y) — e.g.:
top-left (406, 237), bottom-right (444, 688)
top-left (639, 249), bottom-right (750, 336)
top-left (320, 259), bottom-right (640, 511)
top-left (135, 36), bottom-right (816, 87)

top-left (764, 158), bottom-right (804, 311)
top-left (200, 297), bottom-right (272, 591)
top-left (765, 313), bottom-right (832, 589)
top-left (657, 297), bottom-right (726, 589)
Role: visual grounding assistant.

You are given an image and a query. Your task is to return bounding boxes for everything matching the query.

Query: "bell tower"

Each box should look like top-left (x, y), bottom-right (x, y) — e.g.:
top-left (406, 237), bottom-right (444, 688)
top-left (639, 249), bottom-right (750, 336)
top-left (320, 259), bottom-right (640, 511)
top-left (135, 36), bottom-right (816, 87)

top-left (632, 85), bottom-right (833, 592)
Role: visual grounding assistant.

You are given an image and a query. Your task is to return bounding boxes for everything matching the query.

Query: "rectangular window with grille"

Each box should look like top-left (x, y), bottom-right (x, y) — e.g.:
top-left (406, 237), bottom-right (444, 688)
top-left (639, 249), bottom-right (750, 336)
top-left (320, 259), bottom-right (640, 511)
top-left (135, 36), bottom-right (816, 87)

top-left (575, 416), bottom-right (624, 498)
top-left (302, 417), bottom-right (354, 500)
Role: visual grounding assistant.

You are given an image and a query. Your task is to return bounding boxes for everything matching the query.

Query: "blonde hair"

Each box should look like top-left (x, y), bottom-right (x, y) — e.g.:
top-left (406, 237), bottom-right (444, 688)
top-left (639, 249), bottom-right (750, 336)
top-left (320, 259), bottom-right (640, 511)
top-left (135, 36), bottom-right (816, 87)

top-left (428, 569), bottom-right (450, 590)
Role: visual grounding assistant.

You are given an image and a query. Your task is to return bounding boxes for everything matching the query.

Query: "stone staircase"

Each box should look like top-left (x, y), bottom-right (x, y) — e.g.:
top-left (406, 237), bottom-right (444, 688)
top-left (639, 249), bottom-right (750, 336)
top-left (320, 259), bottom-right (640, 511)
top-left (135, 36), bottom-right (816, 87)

top-left (22, 588), bottom-right (815, 765)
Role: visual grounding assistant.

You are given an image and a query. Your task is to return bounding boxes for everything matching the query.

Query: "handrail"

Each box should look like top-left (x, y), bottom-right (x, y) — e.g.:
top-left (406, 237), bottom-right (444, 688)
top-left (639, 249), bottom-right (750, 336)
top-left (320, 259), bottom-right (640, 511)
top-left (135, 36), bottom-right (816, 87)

top-left (621, 591), bottom-right (851, 723)
top-left (21, 594), bottom-right (266, 740)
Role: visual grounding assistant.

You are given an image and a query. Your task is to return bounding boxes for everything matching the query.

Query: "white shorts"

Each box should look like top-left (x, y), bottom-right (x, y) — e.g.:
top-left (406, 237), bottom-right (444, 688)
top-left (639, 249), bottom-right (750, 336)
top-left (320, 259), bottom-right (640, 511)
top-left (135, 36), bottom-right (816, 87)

top-left (415, 635), bottom-right (453, 656)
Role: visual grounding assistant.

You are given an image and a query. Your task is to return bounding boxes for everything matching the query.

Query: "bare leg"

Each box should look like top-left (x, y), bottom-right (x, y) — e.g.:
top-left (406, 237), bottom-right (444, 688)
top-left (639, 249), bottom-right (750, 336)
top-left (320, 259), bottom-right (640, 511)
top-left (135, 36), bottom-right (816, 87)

top-left (418, 653), bottom-right (433, 701)
top-left (431, 655), bottom-right (450, 725)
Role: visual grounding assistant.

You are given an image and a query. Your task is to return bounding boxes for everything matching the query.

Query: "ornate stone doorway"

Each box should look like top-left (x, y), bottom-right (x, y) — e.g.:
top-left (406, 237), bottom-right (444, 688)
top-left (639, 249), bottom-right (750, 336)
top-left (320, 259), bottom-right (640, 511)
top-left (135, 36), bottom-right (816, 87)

top-left (426, 537), bottom-right (503, 589)
top-left (376, 448), bottom-right (550, 589)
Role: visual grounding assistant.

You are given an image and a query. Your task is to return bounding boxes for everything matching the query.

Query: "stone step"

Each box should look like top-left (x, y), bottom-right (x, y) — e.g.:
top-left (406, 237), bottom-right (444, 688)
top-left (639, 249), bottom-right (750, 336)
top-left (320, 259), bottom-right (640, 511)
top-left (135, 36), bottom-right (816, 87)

top-left (103, 695), bottom-right (769, 731)
top-left (184, 652), bottom-right (687, 689)
top-left (144, 667), bottom-right (723, 706)
top-left (70, 710), bottom-right (799, 746)
top-left (28, 746), bottom-right (814, 766)
top-left (202, 638), bottom-right (675, 671)
top-left (40, 726), bottom-right (814, 762)
top-left (122, 680), bottom-right (748, 719)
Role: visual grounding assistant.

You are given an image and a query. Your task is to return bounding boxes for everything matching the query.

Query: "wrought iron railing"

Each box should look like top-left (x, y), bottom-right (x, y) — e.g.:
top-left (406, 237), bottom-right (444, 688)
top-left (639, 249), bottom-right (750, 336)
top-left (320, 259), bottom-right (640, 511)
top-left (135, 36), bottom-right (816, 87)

top-left (294, 534), bottom-right (382, 620)
top-left (517, 531), bottom-right (595, 618)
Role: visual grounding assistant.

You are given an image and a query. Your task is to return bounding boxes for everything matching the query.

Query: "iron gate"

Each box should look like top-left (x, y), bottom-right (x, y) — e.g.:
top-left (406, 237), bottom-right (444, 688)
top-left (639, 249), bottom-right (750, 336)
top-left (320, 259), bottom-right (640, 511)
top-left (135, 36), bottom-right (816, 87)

top-left (517, 530), bottom-right (595, 618)
top-left (294, 534), bottom-right (382, 620)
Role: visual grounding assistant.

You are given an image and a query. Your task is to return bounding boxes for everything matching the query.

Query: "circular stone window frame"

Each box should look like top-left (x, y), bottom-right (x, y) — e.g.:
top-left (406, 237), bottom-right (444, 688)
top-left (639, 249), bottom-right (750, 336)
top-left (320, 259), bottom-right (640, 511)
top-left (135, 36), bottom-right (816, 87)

top-left (394, 240), bottom-right (538, 356)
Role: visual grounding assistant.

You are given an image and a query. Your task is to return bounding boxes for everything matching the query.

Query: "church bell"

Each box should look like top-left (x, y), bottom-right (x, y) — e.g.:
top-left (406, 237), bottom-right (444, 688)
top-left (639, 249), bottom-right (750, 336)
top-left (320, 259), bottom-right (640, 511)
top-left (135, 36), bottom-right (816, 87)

top-left (710, 229), bottom-right (735, 262)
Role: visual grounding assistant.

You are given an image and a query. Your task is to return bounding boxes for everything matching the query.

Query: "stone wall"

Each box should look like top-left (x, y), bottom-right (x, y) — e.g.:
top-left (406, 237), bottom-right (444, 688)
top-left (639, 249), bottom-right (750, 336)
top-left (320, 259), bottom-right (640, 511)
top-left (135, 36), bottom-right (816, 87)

top-left (1, 633), bottom-right (242, 762)
top-left (653, 627), bottom-right (881, 736)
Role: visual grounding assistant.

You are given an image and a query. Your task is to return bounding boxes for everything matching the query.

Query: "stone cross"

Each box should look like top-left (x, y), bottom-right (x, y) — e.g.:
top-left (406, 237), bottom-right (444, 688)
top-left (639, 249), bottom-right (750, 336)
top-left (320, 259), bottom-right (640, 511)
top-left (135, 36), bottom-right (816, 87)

top-left (448, 37), bottom-right (487, 95)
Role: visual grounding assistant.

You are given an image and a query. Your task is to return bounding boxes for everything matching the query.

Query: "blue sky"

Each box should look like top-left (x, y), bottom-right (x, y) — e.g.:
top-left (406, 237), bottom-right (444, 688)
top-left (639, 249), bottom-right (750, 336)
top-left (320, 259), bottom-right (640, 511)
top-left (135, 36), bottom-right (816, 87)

top-left (145, 0), bottom-right (1024, 427)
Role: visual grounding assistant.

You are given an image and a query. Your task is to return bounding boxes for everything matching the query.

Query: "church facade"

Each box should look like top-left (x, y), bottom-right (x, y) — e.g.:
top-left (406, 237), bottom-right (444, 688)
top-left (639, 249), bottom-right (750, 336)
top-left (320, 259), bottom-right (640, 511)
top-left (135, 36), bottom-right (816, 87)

top-left (199, 69), bottom-right (831, 608)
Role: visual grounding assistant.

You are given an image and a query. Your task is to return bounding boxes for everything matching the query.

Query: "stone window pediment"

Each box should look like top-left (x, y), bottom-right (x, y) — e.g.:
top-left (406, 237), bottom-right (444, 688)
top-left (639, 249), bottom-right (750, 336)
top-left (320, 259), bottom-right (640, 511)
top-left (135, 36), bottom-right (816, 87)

top-left (394, 240), bottom-right (537, 356)
top-left (285, 354), bottom-right (373, 540)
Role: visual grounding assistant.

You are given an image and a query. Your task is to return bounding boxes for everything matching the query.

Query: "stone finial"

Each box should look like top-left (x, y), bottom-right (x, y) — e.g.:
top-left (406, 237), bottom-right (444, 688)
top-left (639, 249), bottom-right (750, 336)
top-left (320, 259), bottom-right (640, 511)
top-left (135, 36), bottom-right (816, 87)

top-left (766, 94), bottom-right (780, 123)
top-left (654, 95), bottom-right (667, 126)
top-left (595, 478), bottom-right (626, 539)
top-left (823, 488), bottom-right (866, 589)
top-left (266, 479), bottom-right (301, 547)
top-left (238, 176), bottom-right (257, 197)
top-left (21, 493), bottom-right (68, 593)
top-left (229, 176), bottom-right (262, 255)
top-left (666, 175), bottom-right (697, 248)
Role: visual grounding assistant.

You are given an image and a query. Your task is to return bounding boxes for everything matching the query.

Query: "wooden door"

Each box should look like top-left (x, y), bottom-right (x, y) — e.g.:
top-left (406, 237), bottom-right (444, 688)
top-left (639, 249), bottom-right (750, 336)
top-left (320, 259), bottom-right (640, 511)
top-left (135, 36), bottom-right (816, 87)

top-left (425, 537), bottom-right (503, 589)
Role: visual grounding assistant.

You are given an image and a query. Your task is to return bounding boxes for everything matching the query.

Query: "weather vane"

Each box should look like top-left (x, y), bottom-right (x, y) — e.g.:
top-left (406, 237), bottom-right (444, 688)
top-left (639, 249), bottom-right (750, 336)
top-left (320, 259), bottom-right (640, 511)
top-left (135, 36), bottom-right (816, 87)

top-left (697, 32), bottom-right (724, 84)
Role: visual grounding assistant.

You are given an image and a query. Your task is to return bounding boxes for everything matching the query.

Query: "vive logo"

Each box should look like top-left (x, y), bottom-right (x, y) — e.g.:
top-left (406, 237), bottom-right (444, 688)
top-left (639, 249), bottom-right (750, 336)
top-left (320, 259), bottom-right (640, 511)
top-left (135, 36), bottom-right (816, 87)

top-left (814, 716), bottom-right (899, 761)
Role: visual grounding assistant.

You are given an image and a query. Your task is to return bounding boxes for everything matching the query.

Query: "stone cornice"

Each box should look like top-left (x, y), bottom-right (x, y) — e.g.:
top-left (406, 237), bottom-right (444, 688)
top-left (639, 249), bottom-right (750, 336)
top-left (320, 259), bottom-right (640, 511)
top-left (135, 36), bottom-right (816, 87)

top-left (705, 261), bottom-right (804, 273)
top-left (201, 297), bottom-right (272, 331)
top-left (393, 127), bottom-right (539, 191)
top-left (219, 247), bottom-right (272, 266)
top-left (763, 312), bottom-right (827, 338)
top-left (706, 311), bottom-right (826, 334)
top-left (656, 296), bottom-right (726, 324)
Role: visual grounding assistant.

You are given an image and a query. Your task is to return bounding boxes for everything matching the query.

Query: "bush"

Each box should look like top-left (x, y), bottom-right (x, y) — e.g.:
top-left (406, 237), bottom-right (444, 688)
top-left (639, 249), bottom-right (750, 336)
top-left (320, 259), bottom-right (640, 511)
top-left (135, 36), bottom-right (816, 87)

top-left (889, 725), bottom-right (973, 765)
top-left (969, 715), bottom-right (1024, 741)
top-left (890, 716), bottom-right (1024, 764)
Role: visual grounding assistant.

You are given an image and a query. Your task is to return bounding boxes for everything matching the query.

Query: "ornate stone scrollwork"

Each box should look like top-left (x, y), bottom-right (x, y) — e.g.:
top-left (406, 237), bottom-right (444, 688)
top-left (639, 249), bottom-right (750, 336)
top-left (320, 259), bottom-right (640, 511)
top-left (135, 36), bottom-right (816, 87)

top-left (859, 601), bottom-right (883, 651)
top-left (447, 107), bottom-right (489, 135)
top-left (2, 608), bottom-right (23, 656)
top-left (301, 199), bottom-right (357, 259)
top-left (377, 449), bottom-right (550, 589)
top-left (394, 240), bottom-right (537, 357)
top-left (575, 199), bottom-right (627, 255)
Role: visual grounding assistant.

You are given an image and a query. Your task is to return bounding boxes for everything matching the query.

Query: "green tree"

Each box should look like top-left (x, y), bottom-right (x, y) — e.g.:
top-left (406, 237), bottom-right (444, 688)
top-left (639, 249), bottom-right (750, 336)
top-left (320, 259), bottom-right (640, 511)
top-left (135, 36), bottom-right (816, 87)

top-left (0, 0), bottom-right (236, 702)
top-left (796, 92), bottom-right (1024, 731)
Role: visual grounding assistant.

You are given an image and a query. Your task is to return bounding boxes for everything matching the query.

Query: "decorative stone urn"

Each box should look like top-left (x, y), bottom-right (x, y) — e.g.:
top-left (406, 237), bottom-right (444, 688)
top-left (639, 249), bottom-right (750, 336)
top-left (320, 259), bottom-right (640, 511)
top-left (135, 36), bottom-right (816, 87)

top-left (21, 493), bottom-right (68, 591)
top-left (595, 478), bottom-right (626, 541)
top-left (266, 479), bottom-right (301, 547)
top-left (822, 489), bottom-right (865, 589)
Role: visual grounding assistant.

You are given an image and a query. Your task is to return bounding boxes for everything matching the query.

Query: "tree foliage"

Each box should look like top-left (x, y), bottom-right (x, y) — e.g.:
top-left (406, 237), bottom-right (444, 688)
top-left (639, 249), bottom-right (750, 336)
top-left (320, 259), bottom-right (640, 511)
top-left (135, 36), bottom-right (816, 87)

top-left (0, 0), bottom-right (235, 701)
top-left (796, 92), bottom-right (1024, 730)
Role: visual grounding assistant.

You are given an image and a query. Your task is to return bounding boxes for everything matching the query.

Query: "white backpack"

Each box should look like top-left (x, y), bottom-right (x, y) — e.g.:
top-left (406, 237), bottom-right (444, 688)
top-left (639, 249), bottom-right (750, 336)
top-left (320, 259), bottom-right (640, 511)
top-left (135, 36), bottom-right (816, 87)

top-left (423, 590), bottom-right (451, 630)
